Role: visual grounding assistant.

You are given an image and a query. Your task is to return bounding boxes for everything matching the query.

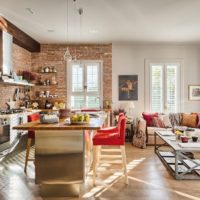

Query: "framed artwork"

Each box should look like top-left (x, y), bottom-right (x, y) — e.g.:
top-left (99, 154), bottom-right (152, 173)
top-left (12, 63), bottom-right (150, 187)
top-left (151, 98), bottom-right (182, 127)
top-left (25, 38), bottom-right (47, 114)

top-left (188, 85), bottom-right (200, 100)
top-left (118, 75), bottom-right (138, 100)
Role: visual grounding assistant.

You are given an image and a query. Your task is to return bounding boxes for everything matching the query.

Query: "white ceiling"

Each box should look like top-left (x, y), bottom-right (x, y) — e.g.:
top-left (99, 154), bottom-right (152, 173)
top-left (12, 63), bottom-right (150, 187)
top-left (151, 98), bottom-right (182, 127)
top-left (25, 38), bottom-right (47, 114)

top-left (1, 0), bottom-right (200, 44)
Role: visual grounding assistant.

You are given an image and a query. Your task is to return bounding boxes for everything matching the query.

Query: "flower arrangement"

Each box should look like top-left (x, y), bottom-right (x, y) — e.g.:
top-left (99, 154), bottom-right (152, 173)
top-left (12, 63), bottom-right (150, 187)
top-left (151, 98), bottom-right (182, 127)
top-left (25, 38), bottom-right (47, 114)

top-left (20, 71), bottom-right (38, 81)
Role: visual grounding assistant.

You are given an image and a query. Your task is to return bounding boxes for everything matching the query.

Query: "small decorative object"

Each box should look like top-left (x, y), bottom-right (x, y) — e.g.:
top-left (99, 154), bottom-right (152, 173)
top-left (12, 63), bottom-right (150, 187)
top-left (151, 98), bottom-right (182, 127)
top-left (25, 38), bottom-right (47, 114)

top-left (189, 85), bottom-right (200, 100)
top-left (32, 101), bottom-right (39, 109)
top-left (44, 66), bottom-right (49, 73)
top-left (180, 136), bottom-right (189, 143)
top-left (175, 130), bottom-right (183, 140)
top-left (49, 67), bottom-right (53, 72)
top-left (40, 114), bottom-right (59, 124)
top-left (192, 136), bottom-right (198, 142)
top-left (53, 67), bottom-right (57, 73)
top-left (21, 71), bottom-right (37, 81)
top-left (40, 67), bottom-right (44, 73)
top-left (51, 76), bottom-right (57, 85)
top-left (119, 75), bottom-right (138, 100)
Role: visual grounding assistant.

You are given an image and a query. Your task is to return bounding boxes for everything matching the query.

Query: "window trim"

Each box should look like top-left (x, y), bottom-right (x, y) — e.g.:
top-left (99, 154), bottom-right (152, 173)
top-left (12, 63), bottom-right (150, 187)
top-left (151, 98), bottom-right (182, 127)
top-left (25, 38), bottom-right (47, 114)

top-left (145, 59), bottom-right (184, 113)
top-left (67, 60), bottom-right (103, 109)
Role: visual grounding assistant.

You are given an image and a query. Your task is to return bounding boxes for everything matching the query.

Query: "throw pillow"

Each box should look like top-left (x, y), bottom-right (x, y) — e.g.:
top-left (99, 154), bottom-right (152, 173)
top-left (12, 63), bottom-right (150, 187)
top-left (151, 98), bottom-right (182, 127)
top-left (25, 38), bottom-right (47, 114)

top-left (133, 119), bottom-right (147, 149)
top-left (142, 112), bottom-right (158, 127)
top-left (152, 117), bottom-right (165, 128)
top-left (181, 113), bottom-right (197, 128)
top-left (197, 113), bottom-right (200, 128)
top-left (159, 114), bottom-right (172, 128)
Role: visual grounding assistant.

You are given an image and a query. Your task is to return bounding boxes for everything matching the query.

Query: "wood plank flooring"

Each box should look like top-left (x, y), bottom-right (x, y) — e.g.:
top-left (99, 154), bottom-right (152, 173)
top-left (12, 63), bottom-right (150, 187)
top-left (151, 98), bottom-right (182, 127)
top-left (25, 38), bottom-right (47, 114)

top-left (0, 144), bottom-right (200, 200)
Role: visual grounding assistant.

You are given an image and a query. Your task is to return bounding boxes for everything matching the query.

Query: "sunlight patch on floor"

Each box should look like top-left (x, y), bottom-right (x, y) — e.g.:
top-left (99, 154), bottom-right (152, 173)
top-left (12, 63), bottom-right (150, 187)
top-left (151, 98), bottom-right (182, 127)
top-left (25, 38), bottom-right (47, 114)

top-left (128, 176), bottom-right (200, 200)
top-left (82, 157), bottom-right (145, 198)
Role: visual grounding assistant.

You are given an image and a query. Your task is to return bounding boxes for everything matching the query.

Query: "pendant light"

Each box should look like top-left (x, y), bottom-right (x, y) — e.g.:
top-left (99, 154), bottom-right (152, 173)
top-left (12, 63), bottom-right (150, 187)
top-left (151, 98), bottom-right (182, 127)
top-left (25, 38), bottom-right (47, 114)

top-left (64, 0), bottom-right (72, 61)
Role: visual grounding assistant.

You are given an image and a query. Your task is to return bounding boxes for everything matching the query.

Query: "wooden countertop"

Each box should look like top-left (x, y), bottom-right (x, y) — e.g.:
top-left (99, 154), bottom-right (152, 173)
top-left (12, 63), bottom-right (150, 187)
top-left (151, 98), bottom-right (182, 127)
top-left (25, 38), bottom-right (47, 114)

top-left (13, 118), bottom-right (104, 131)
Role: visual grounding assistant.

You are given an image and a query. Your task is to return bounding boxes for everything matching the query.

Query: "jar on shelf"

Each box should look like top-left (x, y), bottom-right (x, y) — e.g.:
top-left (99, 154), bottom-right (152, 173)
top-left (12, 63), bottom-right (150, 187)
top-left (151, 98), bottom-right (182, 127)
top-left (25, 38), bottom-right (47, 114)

top-left (53, 67), bottom-right (57, 73)
top-left (44, 66), bottom-right (49, 73)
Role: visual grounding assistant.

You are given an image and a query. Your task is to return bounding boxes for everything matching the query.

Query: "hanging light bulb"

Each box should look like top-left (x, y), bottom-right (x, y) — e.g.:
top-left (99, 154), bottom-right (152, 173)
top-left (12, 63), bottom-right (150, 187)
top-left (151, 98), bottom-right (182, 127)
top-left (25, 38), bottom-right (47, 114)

top-left (64, 0), bottom-right (72, 61)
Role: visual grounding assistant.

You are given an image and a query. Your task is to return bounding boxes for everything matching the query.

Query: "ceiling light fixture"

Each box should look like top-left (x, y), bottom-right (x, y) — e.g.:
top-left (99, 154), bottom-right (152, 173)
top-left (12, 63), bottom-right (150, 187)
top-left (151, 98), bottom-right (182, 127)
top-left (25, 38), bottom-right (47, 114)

top-left (64, 0), bottom-right (72, 61)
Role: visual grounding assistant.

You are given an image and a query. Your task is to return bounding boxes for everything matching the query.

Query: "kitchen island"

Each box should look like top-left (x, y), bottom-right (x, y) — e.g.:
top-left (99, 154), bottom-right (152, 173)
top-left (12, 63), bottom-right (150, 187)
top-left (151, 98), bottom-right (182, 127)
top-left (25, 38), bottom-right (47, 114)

top-left (14, 117), bottom-right (104, 197)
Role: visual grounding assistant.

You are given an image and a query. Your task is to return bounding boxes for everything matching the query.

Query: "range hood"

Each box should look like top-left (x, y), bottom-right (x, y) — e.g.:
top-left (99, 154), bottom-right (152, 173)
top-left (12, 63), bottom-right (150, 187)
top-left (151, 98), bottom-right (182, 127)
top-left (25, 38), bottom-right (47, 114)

top-left (0, 30), bottom-right (13, 76)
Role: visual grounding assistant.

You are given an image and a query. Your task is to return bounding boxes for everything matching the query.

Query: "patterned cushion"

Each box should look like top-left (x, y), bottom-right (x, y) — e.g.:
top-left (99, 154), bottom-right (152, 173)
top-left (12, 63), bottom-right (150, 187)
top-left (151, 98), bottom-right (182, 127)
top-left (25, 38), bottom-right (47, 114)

top-left (197, 114), bottom-right (200, 128)
top-left (181, 113), bottom-right (197, 128)
top-left (142, 112), bottom-right (158, 126)
top-left (152, 117), bottom-right (165, 128)
top-left (159, 114), bottom-right (172, 128)
top-left (133, 119), bottom-right (147, 149)
top-left (169, 113), bottom-right (183, 126)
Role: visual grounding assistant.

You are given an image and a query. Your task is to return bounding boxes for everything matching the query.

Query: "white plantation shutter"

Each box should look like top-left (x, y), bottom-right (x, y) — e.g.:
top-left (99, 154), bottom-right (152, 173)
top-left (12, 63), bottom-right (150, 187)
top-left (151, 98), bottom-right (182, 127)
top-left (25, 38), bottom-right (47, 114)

top-left (68, 61), bottom-right (102, 109)
top-left (150, 63), bottom-right (180, 113)
top-left (166, 65), bottom-right (177, 112)
top-left (151, 65), bottom-right (163, 112)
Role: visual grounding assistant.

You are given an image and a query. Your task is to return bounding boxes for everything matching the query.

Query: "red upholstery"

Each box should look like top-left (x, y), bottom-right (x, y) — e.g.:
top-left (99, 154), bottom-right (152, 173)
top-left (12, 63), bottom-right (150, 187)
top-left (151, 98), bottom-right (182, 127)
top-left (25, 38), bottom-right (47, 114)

top-left (93, 116), bottom-right (126, 146)
top-left (27, 113), bottom-right (40, 139)
top-left (142, 112), bottom-right (158, 126)
top-left (97, 113), bottom-right (125, 134)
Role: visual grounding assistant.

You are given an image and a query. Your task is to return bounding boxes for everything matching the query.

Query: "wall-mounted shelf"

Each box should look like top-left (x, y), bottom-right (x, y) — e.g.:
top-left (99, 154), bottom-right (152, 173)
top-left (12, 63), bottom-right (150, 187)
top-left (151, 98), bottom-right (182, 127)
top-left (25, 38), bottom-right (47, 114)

top-left (0, 81), bottom-right (34, 87)
top-left (38, 72), bottom-right (57, 74)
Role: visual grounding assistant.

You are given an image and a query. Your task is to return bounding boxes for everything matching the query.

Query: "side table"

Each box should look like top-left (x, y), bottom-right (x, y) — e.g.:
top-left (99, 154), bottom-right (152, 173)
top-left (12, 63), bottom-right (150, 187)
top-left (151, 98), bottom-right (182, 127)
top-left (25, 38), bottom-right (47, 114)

top-left (125, 119), bottom-right (135, 142)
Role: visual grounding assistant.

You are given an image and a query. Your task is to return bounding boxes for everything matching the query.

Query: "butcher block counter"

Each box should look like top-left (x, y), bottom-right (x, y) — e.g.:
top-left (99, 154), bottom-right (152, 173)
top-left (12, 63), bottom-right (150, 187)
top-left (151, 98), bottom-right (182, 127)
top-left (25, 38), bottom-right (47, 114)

top-left (13, 117), bottom-right (104, 197)
top-left (14, 118), bottom-right (104, 131)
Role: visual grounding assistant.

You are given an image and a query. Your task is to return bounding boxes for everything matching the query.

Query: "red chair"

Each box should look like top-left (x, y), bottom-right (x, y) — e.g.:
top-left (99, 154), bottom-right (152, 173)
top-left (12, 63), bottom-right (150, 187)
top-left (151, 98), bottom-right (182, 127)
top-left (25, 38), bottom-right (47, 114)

top-left (92, 115), bottom-right (128, 185)
top-left (24, 113), bottom-right (40, 173)
top-left (97, 112), bottom-right (125, 134)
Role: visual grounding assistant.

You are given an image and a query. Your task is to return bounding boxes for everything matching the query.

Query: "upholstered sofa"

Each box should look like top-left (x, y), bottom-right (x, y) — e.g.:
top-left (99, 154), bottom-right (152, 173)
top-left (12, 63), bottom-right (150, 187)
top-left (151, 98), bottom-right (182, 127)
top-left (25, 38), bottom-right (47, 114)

top-left (143, 112), bottom-right (200, 146)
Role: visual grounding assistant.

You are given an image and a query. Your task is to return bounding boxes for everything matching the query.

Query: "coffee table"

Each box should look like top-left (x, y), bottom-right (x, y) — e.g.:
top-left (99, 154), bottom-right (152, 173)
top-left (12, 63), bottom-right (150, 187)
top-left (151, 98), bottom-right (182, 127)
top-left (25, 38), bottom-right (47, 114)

top-left (154, 130), bottom-right (200, 180)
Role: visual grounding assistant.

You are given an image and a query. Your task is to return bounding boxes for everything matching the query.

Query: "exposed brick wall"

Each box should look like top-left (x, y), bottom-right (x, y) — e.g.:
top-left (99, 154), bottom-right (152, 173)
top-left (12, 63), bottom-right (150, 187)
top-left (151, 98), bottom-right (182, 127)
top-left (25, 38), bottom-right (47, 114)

top-left (0, 44), bottom-right (31, 109)
top-left (31, 44), bottom-right (112, 108)
top-left (0, 43), bottom-right (112, 109)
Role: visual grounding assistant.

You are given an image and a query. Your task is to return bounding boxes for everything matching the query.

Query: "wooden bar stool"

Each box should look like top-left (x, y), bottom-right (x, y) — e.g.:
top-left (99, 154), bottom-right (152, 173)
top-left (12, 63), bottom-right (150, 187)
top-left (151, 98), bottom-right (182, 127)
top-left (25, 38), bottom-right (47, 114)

top-left (92, 115), bottom-right (128, 185)
top-left (24, 113), bottom-right (40, 173)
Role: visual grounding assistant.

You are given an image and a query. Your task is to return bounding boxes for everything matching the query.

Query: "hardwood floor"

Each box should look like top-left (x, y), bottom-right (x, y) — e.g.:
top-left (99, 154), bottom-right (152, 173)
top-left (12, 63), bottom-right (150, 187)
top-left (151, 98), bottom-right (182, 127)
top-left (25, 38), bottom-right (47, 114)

top-left (0, 144), bottom-right (200, 200)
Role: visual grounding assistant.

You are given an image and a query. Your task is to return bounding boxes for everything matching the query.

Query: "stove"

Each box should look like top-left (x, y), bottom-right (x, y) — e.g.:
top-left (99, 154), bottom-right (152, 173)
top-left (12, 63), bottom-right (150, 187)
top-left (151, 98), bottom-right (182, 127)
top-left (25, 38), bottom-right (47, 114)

top-left (0, 109), bottom-right (24, 115)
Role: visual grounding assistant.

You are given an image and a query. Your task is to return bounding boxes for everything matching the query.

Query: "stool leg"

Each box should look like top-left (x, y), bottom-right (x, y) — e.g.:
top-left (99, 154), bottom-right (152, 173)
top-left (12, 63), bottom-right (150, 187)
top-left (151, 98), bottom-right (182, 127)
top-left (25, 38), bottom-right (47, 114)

top-left (93, 145), bottom-right (98, 185)
top-left (24, 138), bottom-right (32, 173)
top-left (96, 146), bottom-right (101, 166)
top-left (121, 146), bottom-right (128, 184)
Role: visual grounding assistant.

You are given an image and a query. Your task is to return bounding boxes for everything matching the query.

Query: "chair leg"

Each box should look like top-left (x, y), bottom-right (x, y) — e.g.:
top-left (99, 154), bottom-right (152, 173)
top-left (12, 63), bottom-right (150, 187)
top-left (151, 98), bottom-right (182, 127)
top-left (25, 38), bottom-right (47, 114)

top-left (96, 146), bottom-right (101, 166)
top-left (24, 138), bottom-right (32, 173)
top-left (120, 146), bottom-right (128, 184)
top-left (93, 146), bottom-right (98, 185)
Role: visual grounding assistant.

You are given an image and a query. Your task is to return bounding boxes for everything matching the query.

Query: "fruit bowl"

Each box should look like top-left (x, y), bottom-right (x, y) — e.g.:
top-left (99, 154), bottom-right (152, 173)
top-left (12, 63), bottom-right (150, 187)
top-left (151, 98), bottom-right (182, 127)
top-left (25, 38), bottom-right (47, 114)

top-left (70, 113), bottom-right (90, 125)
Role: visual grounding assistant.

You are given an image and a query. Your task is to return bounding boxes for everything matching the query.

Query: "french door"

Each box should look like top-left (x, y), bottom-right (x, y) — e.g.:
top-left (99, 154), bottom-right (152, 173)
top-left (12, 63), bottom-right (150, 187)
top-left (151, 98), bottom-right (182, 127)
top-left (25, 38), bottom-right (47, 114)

top-left (68, 61), bottom-right (102, 109)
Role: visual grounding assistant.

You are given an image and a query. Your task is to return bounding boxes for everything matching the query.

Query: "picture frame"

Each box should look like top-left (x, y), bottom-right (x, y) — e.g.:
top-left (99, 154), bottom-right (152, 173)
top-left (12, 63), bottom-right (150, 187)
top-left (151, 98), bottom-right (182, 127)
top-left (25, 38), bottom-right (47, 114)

top-left (118, 75), bottom-right (138, 100)
top-left (188, 85), bottom-right (200, 100)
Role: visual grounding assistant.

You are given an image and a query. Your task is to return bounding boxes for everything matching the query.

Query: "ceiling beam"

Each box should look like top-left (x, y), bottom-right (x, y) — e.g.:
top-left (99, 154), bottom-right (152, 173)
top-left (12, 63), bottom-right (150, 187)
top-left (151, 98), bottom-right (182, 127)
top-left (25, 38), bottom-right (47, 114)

top-left (0, 16), bottom-right (40, 52)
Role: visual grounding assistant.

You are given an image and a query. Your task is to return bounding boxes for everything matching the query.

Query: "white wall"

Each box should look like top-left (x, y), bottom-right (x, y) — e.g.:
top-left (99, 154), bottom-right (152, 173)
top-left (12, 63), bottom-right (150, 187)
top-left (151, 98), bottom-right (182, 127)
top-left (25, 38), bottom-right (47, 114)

top-left (112, 43), bottom-right (200, 117)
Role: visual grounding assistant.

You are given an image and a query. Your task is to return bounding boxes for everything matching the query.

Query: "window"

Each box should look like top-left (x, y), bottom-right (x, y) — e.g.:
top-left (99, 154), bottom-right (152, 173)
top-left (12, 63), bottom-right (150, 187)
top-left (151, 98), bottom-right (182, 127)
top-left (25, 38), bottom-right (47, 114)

top-left (67, 61), bottom-right (102, 109)
top-left (146, 62), bottom-right (181, 113)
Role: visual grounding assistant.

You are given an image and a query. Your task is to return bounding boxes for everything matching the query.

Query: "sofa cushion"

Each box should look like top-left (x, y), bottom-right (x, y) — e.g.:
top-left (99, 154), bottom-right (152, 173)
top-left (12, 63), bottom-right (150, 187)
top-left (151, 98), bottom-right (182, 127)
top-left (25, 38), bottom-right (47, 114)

top-left (152, 117), bottom-right (165, 128)
top-left (142, 112), bottom-right (158, 126)
top-left (147, 127), bottom-right (173, 135)
top-left (197, 113), bottom-right (200, 128)
top-left (181, 113), bottom-right (197, 128)
top-left (161, 114), bottom-right (172, 128)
